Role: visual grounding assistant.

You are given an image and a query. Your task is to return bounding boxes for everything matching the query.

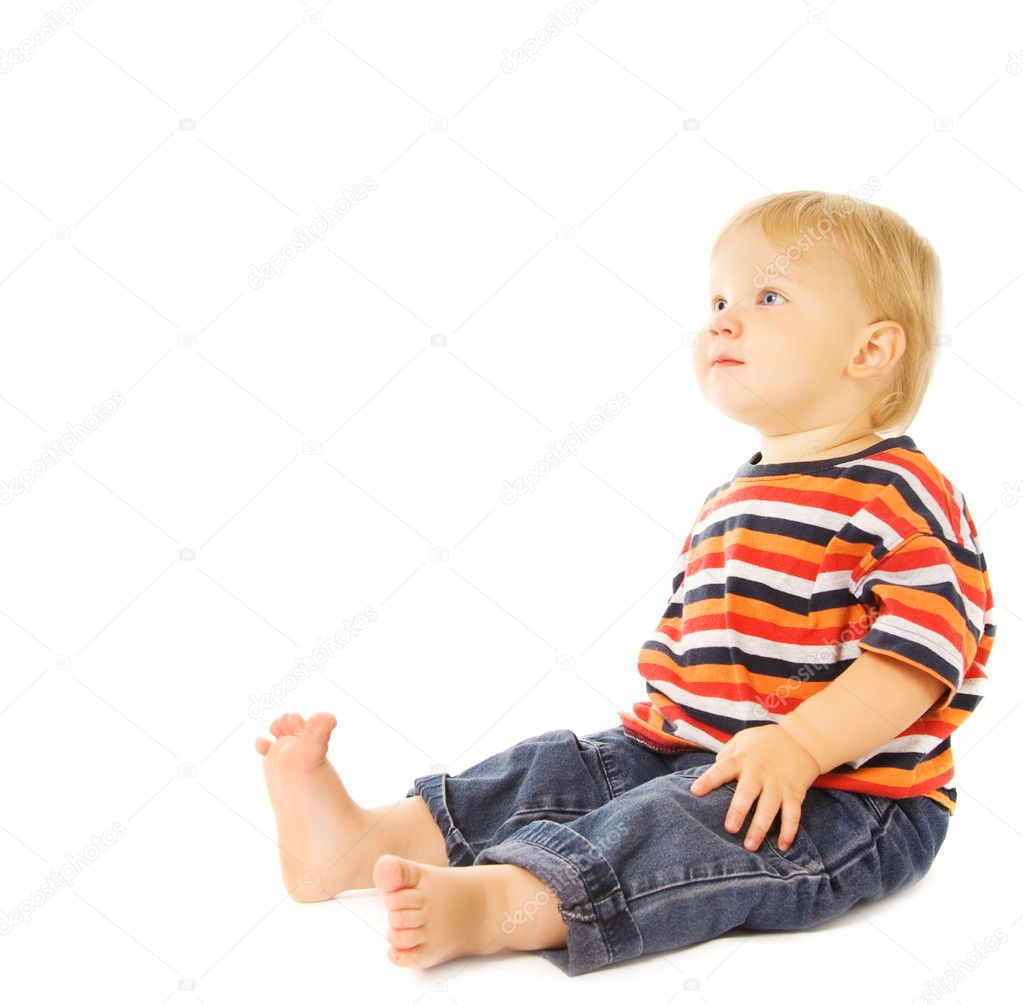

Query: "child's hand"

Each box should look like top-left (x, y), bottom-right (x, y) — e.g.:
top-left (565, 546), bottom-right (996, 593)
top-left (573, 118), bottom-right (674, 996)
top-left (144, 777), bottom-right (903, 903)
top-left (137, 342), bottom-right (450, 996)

top-left (688, 724), bottom-right (821, 853)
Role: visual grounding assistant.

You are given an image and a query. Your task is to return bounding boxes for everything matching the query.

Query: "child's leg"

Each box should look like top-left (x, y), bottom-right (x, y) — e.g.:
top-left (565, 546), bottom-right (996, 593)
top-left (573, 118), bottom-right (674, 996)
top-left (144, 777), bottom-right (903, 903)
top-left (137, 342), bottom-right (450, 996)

top-left (405, 724), bottom-right (672, 867)
top-left (255, 712), bottom-right (450, 899)
top-left (472, 761), bottom-right (950, 977)
top-left (373, 724), bottom-right (693, 969)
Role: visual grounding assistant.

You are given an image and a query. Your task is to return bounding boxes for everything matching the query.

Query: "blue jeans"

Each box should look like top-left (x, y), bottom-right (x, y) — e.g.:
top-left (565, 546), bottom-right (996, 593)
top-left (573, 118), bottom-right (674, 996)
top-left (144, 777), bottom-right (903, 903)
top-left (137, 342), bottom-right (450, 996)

top-left (406, 724), bottom-right (950, 977)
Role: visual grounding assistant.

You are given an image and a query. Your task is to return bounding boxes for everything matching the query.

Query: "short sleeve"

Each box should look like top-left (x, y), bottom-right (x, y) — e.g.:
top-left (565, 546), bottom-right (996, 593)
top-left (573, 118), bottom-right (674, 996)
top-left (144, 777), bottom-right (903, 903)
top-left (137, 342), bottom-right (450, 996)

top-left (851, 533), bottom-right (982, 713)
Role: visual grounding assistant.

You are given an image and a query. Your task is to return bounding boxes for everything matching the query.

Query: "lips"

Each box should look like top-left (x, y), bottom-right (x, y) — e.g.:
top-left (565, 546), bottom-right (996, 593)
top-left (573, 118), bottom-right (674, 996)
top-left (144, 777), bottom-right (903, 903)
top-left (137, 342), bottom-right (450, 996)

top-left (713, 358), bottom-right (743, 366)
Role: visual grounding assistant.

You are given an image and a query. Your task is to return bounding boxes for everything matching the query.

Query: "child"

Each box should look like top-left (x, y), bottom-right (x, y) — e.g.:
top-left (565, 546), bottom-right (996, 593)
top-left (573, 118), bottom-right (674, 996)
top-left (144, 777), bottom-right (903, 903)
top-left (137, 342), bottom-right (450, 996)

top-left (254, 190), bottom-right (997, 977)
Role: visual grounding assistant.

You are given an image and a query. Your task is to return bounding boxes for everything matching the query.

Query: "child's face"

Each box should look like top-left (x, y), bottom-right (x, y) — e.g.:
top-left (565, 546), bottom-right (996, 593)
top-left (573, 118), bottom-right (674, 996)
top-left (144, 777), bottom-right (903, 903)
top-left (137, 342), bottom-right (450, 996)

top-left (695, 222), bottom-right (880, 435)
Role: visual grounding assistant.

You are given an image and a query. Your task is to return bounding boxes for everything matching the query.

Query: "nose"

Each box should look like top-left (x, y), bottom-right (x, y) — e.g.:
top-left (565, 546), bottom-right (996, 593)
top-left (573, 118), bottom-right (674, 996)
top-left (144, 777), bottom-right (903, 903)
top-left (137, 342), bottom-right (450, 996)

top-left (710, 312), bottom-right (739, 339)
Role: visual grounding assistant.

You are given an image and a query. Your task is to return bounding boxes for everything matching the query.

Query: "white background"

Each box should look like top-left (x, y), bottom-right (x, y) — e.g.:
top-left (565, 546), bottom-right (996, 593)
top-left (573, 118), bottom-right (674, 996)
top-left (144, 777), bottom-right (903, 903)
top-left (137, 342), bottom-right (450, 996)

top-left (0, 0), bottom-right (1020, 1001)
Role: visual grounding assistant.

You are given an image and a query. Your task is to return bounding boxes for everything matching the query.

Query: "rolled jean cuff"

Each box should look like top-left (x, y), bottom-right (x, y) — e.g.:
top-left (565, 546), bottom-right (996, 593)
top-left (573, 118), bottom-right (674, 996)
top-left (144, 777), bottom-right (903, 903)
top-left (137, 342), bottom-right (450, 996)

top-left (472, 819), bottom-right (643, 977)
top-left (406, 773), bottom-right (478, 868)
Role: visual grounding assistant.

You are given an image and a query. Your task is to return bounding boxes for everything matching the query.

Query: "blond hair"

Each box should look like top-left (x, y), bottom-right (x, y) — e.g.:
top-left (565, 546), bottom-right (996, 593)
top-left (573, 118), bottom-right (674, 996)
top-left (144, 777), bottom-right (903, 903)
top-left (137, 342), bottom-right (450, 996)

top-left (710, 190), bottom-right (943, 437)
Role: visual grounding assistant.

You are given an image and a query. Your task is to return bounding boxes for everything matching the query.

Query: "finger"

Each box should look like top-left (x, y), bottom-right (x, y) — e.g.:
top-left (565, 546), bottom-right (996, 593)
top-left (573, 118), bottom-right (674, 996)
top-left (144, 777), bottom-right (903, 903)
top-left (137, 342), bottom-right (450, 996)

top-left (689, 770), bottom-right (711, 794)
top-left (742, 790), bottom-right (782, 852)
top-left (778, 796), bottom-right (802, 852)
top-left (690, 760), bottom-right (732, 795)
top-left (723, 775), bottom-right (761, 835)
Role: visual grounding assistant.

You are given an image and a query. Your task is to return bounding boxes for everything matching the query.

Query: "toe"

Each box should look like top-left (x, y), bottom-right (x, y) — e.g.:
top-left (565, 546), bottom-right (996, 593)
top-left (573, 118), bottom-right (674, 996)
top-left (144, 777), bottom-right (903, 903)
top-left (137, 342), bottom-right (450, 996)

top-left (383, 888), bottom-right (425, 911)
top-left (387, 946), bottom-right (417, 968)
top-left (255, 737), bottom-right (271, 755)
top-left (373, 854), bottom-right (420, 895)
top-left (394, 947), bottom-right (426, 970)
top-left (389, 908), bottom-right (425, 929)
top-left (269, 718), bottom-right (284, 738)
top-left (305, 712), bottom-right (337, 747)
top-left (387, 926), bottom-right (424, 950)
top-left (283, 712), bottom-right (306, 734)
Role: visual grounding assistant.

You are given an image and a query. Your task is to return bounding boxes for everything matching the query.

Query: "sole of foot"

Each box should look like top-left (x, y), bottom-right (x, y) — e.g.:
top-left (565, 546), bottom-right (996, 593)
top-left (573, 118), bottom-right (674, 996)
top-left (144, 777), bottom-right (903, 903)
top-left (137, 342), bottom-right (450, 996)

top-left (255, 711), bottom-right (399, 900)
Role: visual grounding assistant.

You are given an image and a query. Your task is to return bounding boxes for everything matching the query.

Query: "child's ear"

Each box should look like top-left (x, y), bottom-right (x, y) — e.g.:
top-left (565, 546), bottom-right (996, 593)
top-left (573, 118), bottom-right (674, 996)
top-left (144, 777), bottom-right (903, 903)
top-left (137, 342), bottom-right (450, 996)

top-left (849, 321), bottom-right (905, 377)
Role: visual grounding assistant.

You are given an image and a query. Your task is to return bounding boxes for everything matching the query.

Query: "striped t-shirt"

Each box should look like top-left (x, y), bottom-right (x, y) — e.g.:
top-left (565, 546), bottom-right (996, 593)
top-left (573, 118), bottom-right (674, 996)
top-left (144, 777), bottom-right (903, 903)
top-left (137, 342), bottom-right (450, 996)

top-left (616, 434), bottom-right (997, 815)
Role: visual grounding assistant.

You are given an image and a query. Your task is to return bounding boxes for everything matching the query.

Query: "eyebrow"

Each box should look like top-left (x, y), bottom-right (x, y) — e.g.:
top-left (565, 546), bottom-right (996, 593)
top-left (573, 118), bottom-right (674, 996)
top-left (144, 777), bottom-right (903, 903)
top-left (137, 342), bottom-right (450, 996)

top-left (707, 274), bottom-right (802, 292)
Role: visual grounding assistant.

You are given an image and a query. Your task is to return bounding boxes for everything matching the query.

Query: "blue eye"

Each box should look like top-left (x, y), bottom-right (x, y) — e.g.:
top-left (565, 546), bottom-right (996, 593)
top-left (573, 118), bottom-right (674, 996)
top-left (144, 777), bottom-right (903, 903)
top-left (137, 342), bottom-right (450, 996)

top-left (711, 289), bottom-right (786, 310)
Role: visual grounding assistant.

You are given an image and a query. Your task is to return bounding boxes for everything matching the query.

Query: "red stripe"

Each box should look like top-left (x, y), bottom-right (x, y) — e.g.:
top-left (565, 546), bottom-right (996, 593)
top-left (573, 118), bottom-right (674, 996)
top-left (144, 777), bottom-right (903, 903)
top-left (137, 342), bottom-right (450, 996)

top-left (870, 592), bottom-right (964, 657)
top-left (813, 764), bottom-right (954, 799)
top-left (675, 611), bottom-right (872, 647)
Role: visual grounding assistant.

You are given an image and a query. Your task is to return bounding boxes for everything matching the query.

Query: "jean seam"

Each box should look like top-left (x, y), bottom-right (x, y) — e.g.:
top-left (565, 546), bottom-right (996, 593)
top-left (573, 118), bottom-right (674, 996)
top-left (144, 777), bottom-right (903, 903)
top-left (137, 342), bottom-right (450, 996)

top-left (474, 820), bottom-right (644, 972)
top-left (483, 837), bottom-right (614, 964)
top-left (818, 818), bottom-right (893, 882)
top-left (893, 796), bottom-right (948, 868)
top-left (408, 774), bottom-right (477, 867)
top-left (629, 863), bottom-right (823, 906)
top-left (860, 793), bottom-right (889, 824)
top-left (578, 737), bottom-right (620, 800)
top-left (503, 807), bottom-right (604, 823)
top-left (533, 842), bottom-right (615, 928)
top-left (761, 835), bottom-right (826, 875)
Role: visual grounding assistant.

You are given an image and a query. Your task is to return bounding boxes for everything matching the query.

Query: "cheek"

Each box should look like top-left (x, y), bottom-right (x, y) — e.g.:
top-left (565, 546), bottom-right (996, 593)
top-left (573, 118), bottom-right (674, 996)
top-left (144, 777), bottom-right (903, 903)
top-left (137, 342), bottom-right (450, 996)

top-left (759, 332), bottom-right (809, 369)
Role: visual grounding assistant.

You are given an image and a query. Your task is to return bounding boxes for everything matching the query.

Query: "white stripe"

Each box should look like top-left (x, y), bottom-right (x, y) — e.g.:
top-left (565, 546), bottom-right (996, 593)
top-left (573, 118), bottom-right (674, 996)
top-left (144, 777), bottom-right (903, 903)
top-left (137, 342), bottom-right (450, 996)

top-left (958, 675), bottom-right (985, 696)
top-left (859, 558), bottom-right (985, 637)
top-left (841, 457), bottom-right (959, 540)
top-left (650, 626), bottom-right (866, 665)
top-left (815, 567), bottom-right (859, 591)
top-left (846, 730), bottom-right (945, 768)
top-left (685, 560), bottom-right (815, 600)
top-left (950, 484), bottom-right (969, 543)
top-left (851, 508), bottom-right (907, 555)
top-left (690, 496), bottom-right (851, 538)
top-left (862, 612), bottom-right (965, 678)
top-left (685, 560), bottom-right (870, 598)
top-left (651, 674), bottom-right (780, 723)
top-left (648, 712), bottom-right (727, 753)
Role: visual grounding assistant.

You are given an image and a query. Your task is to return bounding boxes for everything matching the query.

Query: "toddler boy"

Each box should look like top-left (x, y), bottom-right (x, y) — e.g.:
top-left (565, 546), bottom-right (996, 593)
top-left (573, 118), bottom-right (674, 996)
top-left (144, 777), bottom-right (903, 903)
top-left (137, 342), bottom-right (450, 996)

top-left (255, 190), bottom-right (996, 977)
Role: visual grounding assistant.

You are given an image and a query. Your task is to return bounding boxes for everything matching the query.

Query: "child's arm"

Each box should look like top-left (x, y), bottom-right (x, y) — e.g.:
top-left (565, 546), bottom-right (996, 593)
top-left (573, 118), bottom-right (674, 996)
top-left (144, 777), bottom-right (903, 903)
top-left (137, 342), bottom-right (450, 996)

top-left (776, 649), bottom-right (951, 775)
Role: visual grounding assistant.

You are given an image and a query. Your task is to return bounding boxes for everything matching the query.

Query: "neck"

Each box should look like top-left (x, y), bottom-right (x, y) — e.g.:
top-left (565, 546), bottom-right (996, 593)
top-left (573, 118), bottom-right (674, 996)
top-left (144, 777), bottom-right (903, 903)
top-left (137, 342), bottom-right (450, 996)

top-left (757, 428), bottom-right (883, 465)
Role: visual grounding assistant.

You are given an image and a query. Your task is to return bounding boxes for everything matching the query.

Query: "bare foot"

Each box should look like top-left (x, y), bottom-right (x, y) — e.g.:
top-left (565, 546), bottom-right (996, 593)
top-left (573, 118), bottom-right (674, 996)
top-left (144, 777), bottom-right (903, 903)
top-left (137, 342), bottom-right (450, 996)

top-left (254, 711), bottom-right (402, 900)
top-left (373, 854), bottom-right (567, 970)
